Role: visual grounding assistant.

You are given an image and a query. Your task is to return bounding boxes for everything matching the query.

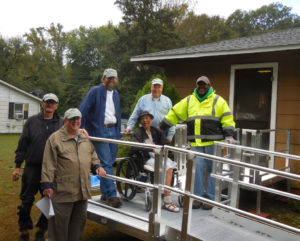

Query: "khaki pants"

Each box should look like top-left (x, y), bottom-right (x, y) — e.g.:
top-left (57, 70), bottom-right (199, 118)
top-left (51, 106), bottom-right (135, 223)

top-left (48, 200), bottom-right (87, 241)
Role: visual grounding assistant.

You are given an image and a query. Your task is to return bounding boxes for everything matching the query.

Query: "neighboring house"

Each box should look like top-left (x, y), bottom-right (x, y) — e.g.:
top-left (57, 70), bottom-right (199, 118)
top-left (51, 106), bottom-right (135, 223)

top-left (131, 27), bottom-right (300, 188)
top-left (0, 79), bottom-right (42, 134)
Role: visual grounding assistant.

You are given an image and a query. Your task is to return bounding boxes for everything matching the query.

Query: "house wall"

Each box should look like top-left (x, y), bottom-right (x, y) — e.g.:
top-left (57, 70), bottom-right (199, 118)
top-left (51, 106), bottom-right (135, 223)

top-left (0, 84), bottom-right (41, 134)
top-left (154, 49), bottom-right (300, 187)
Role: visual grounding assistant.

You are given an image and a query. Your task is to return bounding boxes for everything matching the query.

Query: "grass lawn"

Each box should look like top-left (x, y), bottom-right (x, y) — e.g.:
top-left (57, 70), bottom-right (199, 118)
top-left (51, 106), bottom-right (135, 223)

top-left (0, 134), bottom-right (138, 241)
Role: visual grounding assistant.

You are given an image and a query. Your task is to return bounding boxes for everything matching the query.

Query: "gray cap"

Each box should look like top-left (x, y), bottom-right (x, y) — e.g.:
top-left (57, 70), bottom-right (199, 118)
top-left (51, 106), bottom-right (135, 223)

top-left (42, 93), bottom-right (59, 103)
top-left (103, 68), bottom-right (118, 78)
top-left (64, 108), bottom-right (82, 120)
top-left (151, 78), bottom-right (163, 86)
top-left (196, 76), bottom-right (210, 85)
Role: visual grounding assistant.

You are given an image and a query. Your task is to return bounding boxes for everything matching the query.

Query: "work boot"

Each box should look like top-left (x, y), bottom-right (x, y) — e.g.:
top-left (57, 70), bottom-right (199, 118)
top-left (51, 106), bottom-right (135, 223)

top-left (192, 200), bottom-right (203, 209)
top-left (106, 197), bottom-right (122, 208)
top-left (34, 229), bottom-right (46, 241)
top-left (202, 203), bottom-right (213, 210)
top-left (19, 231), bottom-right (29, 241)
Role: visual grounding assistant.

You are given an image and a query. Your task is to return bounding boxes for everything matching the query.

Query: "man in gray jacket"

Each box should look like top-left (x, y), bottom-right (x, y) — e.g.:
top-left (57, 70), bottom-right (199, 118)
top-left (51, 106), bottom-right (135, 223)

top-left (41, 108), bottom-right (106, 241)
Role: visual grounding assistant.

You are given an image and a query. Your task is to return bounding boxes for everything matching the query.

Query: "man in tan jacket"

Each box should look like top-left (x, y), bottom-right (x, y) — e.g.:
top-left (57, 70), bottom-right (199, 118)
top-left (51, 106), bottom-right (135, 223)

top-left (41, 108), bottom-right (106, 241)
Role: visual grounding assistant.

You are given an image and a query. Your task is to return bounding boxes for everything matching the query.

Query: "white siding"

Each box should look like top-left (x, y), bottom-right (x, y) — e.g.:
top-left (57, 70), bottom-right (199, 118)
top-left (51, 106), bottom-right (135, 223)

top-left (0, 84), bottom-right (41, 134)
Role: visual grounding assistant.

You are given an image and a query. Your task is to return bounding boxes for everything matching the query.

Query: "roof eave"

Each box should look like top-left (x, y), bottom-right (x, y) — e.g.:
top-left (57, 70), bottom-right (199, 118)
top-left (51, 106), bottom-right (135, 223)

top-left (0, 79), bottom-right (42, 102)
top-left (130, 44), bottom-right (300, 62)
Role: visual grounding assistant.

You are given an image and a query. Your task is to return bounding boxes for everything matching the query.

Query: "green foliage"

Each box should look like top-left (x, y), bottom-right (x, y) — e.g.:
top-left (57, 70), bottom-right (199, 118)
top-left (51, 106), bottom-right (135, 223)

top-left (1, 1), bottom-right (300, 117)
top-left (288, 200), bottom-right (300, 213)
top-left (226, 3), bottom-right (300, 38)
top-left (130, 74), bottom-right (181, 113)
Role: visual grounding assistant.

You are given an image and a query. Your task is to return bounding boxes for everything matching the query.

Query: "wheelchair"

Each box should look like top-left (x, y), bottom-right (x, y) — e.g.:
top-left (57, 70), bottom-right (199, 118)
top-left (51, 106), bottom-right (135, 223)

top-left (116, 151), bottom-right (181, 211)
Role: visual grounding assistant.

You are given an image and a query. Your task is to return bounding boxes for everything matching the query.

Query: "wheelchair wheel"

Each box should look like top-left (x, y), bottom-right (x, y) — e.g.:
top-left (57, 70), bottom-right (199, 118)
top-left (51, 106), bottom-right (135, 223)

top-left (145, 192), bottom-right (152, 212)
top-left (116, 158), bottom-right (138, 201)
top-left (178, 195), bottom-right (184, 207)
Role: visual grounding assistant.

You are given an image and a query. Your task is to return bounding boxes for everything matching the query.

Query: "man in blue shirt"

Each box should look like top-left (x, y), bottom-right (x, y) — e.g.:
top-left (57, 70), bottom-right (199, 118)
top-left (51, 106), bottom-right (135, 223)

top-left (80, 68), bottom-right (122, 208)
top-left (124, 78), bottom-right (175, 142)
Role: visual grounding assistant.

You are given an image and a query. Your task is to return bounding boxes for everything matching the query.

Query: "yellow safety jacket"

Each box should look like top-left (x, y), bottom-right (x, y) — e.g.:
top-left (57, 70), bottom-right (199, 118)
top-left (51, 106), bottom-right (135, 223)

top-left (162, 91), bottom-right (235, 147)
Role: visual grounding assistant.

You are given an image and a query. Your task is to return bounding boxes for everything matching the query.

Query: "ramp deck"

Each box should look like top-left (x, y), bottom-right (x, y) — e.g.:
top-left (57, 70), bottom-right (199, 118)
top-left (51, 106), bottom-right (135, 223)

top-left (87, 194), bottom-right (298, 241)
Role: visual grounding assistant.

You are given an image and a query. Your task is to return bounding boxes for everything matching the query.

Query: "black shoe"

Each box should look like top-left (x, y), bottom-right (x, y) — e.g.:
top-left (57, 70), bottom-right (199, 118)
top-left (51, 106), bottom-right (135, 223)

top-left (19, 233), bottom-right (29, 241)
top-left (202, 203), bottom-right (213, 210)
top-left (106, 197), bottom-right (122, 208)
top-left (192, 200), bottom-right (203, 209)
top-left (100, 195), bottom-right (106, 201)
top-left (34, 230), bottom-right (46, 241)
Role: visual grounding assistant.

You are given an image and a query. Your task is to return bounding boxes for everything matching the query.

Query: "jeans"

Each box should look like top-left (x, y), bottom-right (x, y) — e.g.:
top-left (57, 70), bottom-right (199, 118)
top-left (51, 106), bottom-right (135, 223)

top-left (18, 166), bottom-right (48, 231)
top-left (191, 145), bottom-right (216, 200)
top-left (92, 126), bottom-right (119, 199)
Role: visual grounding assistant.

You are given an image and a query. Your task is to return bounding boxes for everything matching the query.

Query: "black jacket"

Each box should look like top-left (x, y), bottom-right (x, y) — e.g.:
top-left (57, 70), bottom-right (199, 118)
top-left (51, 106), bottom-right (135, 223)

top-left (15, 111), bottom-right (63, 168)
top-left (130, 126), bottom-right (168, 170)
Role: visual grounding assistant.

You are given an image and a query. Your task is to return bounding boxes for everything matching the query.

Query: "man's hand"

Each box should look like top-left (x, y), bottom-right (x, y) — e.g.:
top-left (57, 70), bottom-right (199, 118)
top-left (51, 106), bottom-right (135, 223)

top-left (12, 168), bottom-right (21, 181)
top-left (96, 167), bottom-right (106, 176)
top-left (167, 139), bottom-right (172, 144)
top-left (123, 128), bottom-right (131, 135)
top-left (80, 128), bottom-right (89, 138)
top-left (225, 136), bottom-right (236, 144)
top-left (43, 188), bottom-right (54, 198)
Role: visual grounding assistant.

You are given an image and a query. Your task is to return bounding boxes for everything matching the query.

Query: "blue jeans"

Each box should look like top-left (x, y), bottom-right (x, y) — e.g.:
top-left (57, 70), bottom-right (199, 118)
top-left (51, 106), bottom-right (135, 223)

top-left (92, 126), bottom-right (119, 199)
top-left (191, 145), bottom-right (215, 200)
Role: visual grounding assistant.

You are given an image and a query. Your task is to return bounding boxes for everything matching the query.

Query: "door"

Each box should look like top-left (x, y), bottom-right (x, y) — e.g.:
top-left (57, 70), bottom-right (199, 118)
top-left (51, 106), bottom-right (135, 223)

top-left (234, 68), bottom-right (273, 130)
top-left (230, 63), bottom-right (278, 168)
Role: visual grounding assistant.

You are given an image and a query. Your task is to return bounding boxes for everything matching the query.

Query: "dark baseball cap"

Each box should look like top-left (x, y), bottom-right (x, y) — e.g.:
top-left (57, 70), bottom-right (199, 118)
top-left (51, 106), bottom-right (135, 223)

top-left (196, 76), bottom-right (210, 85)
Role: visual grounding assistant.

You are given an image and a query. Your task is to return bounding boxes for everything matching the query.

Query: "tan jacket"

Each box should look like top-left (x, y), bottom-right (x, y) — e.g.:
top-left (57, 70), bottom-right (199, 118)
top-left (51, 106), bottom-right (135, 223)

top-left (41, 127), bottom-right (100, 203)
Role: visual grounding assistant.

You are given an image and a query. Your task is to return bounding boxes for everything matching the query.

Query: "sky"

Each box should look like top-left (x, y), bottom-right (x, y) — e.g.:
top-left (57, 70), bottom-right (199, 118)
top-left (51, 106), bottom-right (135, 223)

top-left (1, 0), bottom-right (300, 38)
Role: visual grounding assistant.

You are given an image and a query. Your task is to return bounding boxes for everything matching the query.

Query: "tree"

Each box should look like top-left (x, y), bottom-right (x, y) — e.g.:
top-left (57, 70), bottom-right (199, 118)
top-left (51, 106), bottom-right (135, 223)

top-left (62, 25), bottom-right (118, 111)
top-left (112, 0), bottom-right (186, 117)
top-left (226, 3), bottom-right (300, 37)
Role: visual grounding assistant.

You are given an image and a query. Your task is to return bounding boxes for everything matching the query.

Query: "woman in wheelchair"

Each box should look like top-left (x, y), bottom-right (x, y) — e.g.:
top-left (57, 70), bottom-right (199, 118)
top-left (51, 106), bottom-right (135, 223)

top-left (130, 111), bottom-right (179, 213)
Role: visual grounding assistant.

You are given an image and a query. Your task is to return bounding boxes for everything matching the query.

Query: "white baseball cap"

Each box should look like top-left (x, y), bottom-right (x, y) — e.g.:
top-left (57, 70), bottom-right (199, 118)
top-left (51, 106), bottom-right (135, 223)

top-left (151, 78), bottom-right (163, 86)
top-left (42, 93), bottom-right (59, 103)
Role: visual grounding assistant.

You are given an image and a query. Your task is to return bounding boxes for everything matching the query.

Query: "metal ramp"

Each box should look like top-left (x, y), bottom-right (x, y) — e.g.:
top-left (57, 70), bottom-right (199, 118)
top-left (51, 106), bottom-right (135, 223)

top-left (87, 127), bottom-right (300, 241)
top-left (87, 193), bottom-right (293, 241)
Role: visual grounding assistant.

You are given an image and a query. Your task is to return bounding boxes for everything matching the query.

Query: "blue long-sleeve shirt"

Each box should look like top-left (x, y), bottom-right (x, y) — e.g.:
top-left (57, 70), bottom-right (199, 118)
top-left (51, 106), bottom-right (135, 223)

top-left (127, 94), bottom-right (175, 140)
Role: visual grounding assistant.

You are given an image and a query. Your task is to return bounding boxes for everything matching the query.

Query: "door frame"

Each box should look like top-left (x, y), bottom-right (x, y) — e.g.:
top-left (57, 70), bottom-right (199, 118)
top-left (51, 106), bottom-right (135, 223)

top-left (229, 62), bottom-right (278, 167)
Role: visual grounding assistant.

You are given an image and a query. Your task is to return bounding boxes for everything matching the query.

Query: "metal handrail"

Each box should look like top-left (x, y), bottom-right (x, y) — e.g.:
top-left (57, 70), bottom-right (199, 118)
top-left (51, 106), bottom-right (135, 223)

top-left (101, 166), bottom-right (300, 235)
top-left (211, 174), bottom-right (300, 201)
top-left (105, 174), bottom-right (156, 189)
top-left (89, 136), bottom-right (300, 239)
top-left (215, 141), bottom-right (300, 161)
top-left (89, 136), bottom-right (162, 150)
top-left (165, 145), bottom-right (300, 181)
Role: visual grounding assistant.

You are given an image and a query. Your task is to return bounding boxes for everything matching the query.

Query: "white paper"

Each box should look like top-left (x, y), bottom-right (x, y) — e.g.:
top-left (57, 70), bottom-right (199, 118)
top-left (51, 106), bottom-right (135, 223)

top-left (36, 197), bottom-right (55, 219)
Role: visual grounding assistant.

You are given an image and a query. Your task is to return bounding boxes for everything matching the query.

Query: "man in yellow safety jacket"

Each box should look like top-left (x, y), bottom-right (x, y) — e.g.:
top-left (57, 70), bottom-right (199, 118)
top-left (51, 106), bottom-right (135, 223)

top-left (160, 76), bottom-right (235, 210)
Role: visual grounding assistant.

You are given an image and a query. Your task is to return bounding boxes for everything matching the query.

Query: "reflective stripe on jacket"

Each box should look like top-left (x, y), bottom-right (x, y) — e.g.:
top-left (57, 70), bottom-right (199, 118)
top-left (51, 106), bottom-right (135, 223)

top-left (163, 91), bottom-right (235, 147)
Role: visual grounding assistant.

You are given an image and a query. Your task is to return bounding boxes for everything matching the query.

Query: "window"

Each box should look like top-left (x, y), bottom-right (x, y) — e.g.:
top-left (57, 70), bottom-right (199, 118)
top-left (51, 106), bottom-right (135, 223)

top-left (8, 102), bottom-right (29, 120)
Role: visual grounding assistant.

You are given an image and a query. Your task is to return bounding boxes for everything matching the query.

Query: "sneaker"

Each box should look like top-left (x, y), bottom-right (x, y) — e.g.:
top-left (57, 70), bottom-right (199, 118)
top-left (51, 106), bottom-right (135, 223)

top-left (34, 230), bottom-right (46, 241)
top-left (202, 203), bottom-right (213, 210)
top-left (106, 197), bottom-right (122, 208)
top-left (192, 200), bottom-right (203, 209)
top-left (19, 232), bottom-right (29, 241)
